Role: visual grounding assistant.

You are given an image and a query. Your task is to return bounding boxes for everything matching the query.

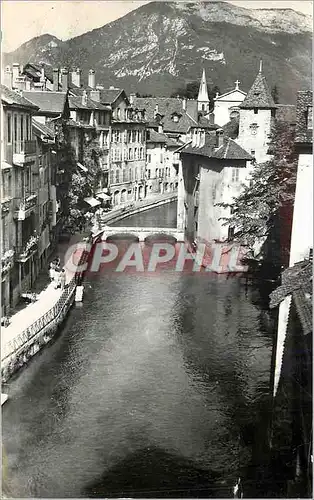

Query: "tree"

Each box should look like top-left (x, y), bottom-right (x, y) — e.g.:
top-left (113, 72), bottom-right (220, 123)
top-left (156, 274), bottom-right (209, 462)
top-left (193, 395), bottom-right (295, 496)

top-left (216, 122), bottom-right (297, 258)
top-left (171, 82), bottom-right (220, 108)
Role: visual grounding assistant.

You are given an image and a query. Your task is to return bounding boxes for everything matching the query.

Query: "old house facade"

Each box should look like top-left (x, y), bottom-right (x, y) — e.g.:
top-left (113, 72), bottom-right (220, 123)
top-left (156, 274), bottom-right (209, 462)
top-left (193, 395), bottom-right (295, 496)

top-left (213, 80), bottom-right (246, 126)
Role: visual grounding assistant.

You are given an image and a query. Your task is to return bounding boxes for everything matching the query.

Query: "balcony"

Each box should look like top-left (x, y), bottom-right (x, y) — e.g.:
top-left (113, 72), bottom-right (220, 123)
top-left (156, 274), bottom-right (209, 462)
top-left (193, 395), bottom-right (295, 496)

top-left (14, 193), bottom-right (37, 220)
top-left (1, 249), bottom-right (15, 275)
top-left (13, 140), bottom-right (37, 166)
top-left (15, 234), bottom-right (39, 262)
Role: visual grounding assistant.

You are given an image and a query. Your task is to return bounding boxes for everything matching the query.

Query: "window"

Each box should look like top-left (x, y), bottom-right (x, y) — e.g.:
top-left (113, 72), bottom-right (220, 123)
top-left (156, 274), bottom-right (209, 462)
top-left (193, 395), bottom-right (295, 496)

top-left (147, 170), bottom-right (151, 179)
top-left (113, 130), bottom-right (121, 142)
top-left (132, 130), bottom-right (136, 142)
top-left (134, 148), bottom-right (138, 159)
top-left (250, 123), bottom-right (258, 136)
top-left (254, 108), bottom-right (258, 115)
top-left (114, 149), bottom-right (121, 161)
top-left (135, 168), bottom-right (138, 180)
top-left (307, 106), bottom-right (313, 129)
top-left (231, 168), bottom-right (240, 182)
top-left (147, 153), bottom-right (151, 163)
top-left (20, 115), bottom-right (24, 142)
top-left (155, 168), bottom-right (158, 177)
top-left (122, 169), bottom-right (127, 182)
top-left (129, 168), bottom-right (132, 181)
top-left (140, 147), bottom-right (143, 159)
top-left (14, 114), bottom-right (18, 143)
top-left (117, 108), bottom-right (121, 120)
top-left (115, 170), bottom-right (120, 183)
top-left (160, 153), bottom-right (163, 163)
top-left (129, 148), bottom-right (133, 160)
top-left (7, 114), bottom-right (12, 143)
top-left (26, 115), bottom-right (29, 140)
top-left (250, 150), bottom-right (255, 156)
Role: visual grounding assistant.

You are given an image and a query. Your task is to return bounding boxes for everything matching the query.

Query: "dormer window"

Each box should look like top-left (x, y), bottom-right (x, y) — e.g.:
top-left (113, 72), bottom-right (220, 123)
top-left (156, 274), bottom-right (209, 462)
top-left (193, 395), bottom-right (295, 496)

top-left (307, 106), bottom-right (313, 129)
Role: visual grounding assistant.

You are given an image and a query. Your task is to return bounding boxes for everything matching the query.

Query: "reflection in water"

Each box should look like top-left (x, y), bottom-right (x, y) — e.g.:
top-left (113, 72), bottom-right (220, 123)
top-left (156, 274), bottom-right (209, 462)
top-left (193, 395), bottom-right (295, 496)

top-left (2, 202), bottom-right (273, 498)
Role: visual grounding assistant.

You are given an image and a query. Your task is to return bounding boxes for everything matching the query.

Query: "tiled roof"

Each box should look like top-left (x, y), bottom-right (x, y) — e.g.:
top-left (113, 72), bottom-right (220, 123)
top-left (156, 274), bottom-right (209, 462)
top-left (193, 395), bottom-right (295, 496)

top-left (196, 115), bottom-right (220, 130)
top-left (181, 131), bottom-right (217, 157)
top-left (1, 84), bottom-right (39, 110)
top-left (99, 88), bottom-right (124, 104)
top-left (276, 104), bottom-right (296, 124)
top-left (222, 117), bottom-right (239, 139)
top-left (269, 260), bottom-right (312, 335)
top-left (211, 138), bottom-right (252, 160)
top-left (240, 71), bottom-right (276, 109)
top-left (294, 91), bottom-right (313, 145)
top-left (133, 97), bottom-right (197, 133)
top-left (68, 95), bottom-right (109, 111)
top-left (147, 130), bottom-right (166, 144)
top-left (23, 91), bottom-right (67, 114)
top-left (32, 118), bottom-right (55, 139)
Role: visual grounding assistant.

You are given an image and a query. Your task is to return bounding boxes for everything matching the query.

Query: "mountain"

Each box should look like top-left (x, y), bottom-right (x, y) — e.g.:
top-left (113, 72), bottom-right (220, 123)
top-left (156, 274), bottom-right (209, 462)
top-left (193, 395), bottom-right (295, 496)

top-left (3, 1), bottom-right (312, 103)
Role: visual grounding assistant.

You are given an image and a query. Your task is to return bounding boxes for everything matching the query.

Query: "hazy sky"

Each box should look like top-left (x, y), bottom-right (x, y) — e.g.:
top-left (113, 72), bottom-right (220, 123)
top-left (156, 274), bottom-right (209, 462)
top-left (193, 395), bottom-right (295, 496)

top-left (1, 0), bottom-right (313, 52)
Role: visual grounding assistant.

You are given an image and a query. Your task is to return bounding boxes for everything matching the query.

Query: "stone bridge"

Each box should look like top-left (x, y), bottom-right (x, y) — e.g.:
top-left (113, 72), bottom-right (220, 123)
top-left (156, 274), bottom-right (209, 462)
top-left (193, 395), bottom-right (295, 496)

top-left (93, 226), bottom-right (185, 242)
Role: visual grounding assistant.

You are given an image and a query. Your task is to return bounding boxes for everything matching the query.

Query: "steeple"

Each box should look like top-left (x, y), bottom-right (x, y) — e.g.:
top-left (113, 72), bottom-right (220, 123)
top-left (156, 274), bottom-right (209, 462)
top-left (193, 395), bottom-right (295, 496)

top-left (197, 68), bottom-right (210, 113)
top-left (198, 68), bottom-right (209, 102)
top-left (240, 63), bottom-right (276, 109)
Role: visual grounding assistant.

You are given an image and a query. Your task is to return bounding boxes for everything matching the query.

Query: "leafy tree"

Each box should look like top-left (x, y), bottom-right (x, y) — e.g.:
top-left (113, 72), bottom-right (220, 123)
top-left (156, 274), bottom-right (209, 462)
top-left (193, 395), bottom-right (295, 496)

top-left (216, 121), bottom-right (297, 258)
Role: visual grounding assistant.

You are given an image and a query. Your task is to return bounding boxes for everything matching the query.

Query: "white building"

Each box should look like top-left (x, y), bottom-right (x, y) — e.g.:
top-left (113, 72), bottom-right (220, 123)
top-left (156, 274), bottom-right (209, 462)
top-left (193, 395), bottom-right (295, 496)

top-left (213, 80), bottom-right (246, 127)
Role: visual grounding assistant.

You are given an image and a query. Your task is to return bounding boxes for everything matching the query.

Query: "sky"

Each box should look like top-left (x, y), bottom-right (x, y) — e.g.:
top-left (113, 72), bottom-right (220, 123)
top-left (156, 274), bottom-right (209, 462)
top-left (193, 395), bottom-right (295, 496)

top-left (1, 0), bottom-right (313, 52)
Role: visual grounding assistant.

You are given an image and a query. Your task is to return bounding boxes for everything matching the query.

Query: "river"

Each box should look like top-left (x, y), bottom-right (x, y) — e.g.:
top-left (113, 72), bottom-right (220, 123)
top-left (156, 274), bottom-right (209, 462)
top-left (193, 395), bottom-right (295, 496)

top-left (2, 201), bottom-right (275, 498)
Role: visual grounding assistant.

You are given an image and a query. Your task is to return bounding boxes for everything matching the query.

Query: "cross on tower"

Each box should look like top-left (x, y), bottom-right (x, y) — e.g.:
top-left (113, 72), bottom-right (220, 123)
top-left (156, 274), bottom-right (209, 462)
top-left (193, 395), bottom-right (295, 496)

top-left (235, 80), bottom-right (240, 89)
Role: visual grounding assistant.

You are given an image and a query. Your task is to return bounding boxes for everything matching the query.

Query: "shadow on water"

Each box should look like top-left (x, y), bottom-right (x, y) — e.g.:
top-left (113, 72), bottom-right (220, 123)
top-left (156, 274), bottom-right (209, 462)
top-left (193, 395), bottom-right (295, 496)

top-left (83, 447), bottom-right (228, 498)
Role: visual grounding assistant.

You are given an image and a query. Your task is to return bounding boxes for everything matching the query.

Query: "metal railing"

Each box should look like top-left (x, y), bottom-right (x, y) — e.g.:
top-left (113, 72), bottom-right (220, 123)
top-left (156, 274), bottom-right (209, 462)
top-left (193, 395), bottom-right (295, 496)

top-left (2, 278), bottom-right (76, 361)
top-left (14, 193), bottom-right (37, 212)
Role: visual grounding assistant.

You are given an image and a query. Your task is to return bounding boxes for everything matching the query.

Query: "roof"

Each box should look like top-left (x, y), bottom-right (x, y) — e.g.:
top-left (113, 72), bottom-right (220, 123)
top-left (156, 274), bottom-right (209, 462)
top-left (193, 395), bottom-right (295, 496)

top-left (269, 260), bottom-right (312, 335)
top-left (294, 91), bottom-right (313, 145)
top-left (211, 138), bottom-right (253, 160)
top-left (1, 85), bottom-right (39, 110)
top-left (240, 71), bottom-right (276, 109)
top-left (99, 88), bottom-right (124, 104)
top-left (181, 133), bottom-right (251, 161)
top-left (147, 130), bottom-right (166, 144)
top-left (23, 91), bottom-right (68, 114)
top-left (276, 104), bottom-right (296, 124)
top-left (222, 117), bottom-right (239, 139)
top-left (32, 118), bottom-right (55, 139)
top-left (133, 97), bottom-right (198, 133)
top-left (197, 115), bottom-right (220, 130)
top-left (68, 95), bottom-right (109, 111)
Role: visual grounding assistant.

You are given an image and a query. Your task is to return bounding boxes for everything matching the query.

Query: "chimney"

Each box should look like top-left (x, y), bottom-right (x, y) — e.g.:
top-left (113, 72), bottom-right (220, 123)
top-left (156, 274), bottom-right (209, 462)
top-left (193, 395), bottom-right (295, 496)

top-left (53, 68), bottom-right (59, 91)
top-left (82, 90), bottom-right (88, 106)
top-left (71, 68), bottom-right (81, 88)
top-left (40, 65), bottom-right (45, 82)
top-left (12, 63), bottom-right (20, 88)
top-left (61, 67), bottom-right (69, 90)
top-left (182, 98), bottom-right (187, 111)
top-left (88, 69), bottom-right (96, 89)
top-left (216, 129), bottom-right (224, 148)
top-left (129, 93), bottom-right (136, 105)
top-left (3, 66), bottom-right (13, 89)
top-left (158, 123), bottom-right (163, 134)
top-left (90, 90), bottom-right (100, 102)
top-left (154, 103), bottom-right (159, 119)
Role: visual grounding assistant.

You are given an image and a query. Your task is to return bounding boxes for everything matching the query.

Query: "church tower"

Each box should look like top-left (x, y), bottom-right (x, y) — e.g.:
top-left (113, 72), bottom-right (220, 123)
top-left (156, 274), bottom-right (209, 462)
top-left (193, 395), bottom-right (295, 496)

top-left (197, 69), bottom-right (210, 113)
top-left (237, 61), bottom-right (277, 164)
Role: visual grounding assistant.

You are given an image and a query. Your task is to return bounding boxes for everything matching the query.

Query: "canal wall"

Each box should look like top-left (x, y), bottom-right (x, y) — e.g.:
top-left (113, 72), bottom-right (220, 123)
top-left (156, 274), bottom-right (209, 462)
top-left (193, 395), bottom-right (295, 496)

top-left (95, 192), bottom-right (177, 228)
top-left (1, 241), bottom-right (91, 383)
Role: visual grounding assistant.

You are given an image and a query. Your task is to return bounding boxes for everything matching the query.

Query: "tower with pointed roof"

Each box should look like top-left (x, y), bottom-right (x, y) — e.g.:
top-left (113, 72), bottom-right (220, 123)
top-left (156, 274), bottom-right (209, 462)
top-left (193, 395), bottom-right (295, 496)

top-left (237, 61), bottom-right (277, 164)
top-left (197, 69), bottom-right (210, 114)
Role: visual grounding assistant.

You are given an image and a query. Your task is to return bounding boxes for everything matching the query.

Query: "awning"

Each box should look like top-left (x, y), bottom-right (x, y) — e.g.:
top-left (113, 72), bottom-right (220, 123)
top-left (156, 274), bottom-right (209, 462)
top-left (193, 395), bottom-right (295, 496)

top-left (96, 193), bottom-right (111, 201)
top-left (84, 197), bottom-right (101, 207)
top-left (77, 162), bottom-right (88, 173)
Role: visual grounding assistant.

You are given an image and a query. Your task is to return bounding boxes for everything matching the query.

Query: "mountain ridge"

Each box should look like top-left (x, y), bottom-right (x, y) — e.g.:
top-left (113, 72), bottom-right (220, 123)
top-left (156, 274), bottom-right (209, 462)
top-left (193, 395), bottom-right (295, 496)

top-left (3, 1), bottom-right (312, 103)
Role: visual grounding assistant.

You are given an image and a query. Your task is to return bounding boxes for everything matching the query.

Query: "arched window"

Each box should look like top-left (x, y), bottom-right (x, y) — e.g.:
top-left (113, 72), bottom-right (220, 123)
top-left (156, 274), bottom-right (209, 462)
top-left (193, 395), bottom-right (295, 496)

top-left (115, 170), bottom-right (120, 183)
top-left (122, 169), bottom-right (127, 182)
top-left (129, 168), bottom-right (132, 181)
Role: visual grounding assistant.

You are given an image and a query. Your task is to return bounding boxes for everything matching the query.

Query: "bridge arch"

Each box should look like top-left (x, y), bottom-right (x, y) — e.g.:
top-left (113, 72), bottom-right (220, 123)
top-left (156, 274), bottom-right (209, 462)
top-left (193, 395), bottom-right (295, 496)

top-left (106, 233), bottom-right (139, 243)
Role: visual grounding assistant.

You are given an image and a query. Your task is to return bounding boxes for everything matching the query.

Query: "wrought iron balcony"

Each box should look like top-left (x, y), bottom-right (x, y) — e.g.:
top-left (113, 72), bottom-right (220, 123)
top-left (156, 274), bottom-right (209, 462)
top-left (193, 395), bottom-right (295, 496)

top-left (13, 140), bottom-right (37, 166)
top-left (14, 193), bottom-right (37, 220)
top-left (1, 249), bottom-right (15, 275)
top-left (15, 234), bottom-right (39, 262)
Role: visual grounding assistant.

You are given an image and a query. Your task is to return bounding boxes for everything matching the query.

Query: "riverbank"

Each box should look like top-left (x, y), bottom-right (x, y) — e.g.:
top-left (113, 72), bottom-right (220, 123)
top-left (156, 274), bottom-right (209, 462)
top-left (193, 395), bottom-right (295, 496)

top-left (93, 192), bottom-right (177, 230)
top-left (1, 234), bottom-right (91, 383)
